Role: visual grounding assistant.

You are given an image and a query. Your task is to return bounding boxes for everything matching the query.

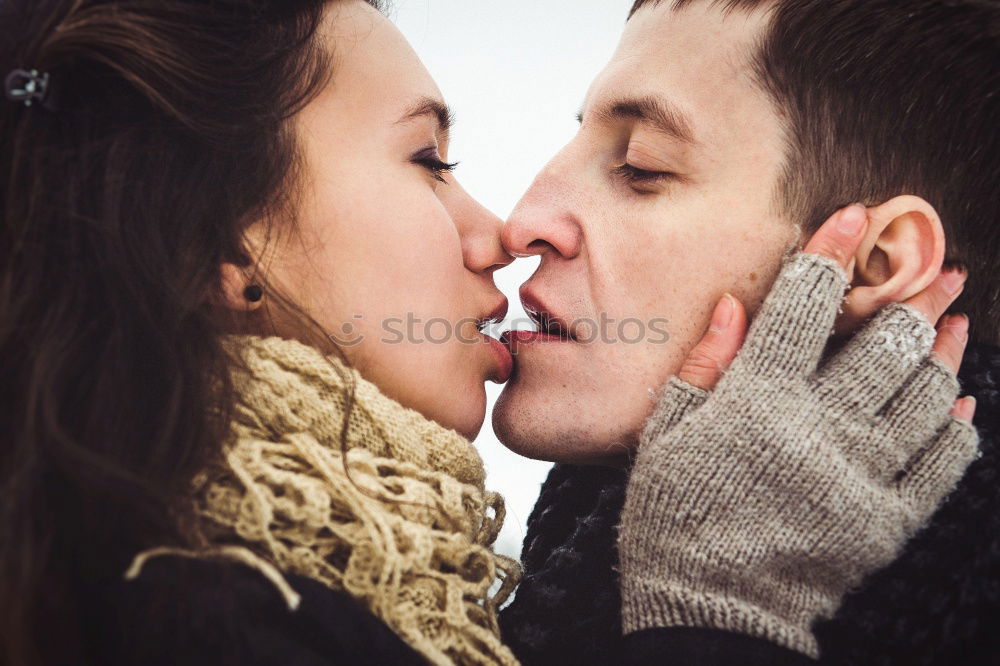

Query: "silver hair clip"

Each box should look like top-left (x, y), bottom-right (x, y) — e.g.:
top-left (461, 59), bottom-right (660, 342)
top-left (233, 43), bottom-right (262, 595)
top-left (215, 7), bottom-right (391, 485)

top-left (5, 68), bottom-right (51, 107)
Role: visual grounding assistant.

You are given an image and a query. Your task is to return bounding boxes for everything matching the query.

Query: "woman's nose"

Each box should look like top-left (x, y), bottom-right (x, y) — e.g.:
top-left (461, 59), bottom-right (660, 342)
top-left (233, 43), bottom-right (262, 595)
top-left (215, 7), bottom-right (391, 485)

top-left (443, 180), bottom-right (513, 274)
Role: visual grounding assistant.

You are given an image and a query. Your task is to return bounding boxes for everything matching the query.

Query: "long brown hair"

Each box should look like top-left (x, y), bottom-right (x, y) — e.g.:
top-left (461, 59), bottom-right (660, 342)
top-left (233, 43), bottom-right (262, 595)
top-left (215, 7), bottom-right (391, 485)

top-left (0, 1), bottom-right (379, 663)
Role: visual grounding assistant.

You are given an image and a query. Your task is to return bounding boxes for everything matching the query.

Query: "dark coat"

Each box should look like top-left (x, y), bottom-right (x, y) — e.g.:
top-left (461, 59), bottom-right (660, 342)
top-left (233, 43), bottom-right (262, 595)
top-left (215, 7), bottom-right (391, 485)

top-left (500, 344), bottom-right (1000, 666)
top-left (84, 553), bottom-right (802, 666)
top-left (82, 556), bottom-right (427, 666)
top-left (79, 346), bottom-right (1000, 666)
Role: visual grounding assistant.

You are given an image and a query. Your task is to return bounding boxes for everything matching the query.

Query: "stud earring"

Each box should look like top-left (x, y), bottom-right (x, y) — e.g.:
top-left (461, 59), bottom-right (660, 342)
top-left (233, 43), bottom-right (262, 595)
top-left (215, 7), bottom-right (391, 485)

top-left (243, 285), bottom-right (264, 303)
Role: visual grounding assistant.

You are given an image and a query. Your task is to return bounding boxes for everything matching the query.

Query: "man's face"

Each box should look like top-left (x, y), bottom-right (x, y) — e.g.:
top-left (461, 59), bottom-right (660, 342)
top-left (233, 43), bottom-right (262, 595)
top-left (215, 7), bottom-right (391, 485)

top-left (495, 3), bottom-right (799, 463)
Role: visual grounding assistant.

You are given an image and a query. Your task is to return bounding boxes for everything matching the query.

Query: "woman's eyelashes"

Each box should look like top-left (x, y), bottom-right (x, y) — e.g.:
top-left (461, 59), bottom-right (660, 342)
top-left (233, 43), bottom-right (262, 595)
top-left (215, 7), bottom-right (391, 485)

top-left (412, 148), bottom-right (458, 184)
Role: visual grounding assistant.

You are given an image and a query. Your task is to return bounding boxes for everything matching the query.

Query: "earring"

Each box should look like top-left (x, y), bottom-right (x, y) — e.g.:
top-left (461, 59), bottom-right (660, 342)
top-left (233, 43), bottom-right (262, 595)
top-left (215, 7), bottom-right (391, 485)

top-left (243, 285), bottom-right (264, 303)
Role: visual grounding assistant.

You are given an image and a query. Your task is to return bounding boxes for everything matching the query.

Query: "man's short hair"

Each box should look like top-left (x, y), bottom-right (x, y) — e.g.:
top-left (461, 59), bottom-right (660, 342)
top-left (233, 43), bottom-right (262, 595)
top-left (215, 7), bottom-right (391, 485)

top-left (630, 0), bottom-right (1000, 344)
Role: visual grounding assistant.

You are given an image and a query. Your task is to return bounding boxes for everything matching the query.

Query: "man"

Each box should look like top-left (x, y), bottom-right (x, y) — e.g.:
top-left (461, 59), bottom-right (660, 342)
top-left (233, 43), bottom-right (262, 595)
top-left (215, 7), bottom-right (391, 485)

top-left (495, 0), bottom-right (999, 664)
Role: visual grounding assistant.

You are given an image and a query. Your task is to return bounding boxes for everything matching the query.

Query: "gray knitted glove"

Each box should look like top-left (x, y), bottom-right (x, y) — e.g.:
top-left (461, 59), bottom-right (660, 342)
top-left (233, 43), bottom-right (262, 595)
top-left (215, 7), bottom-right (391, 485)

top-left (618, 252), bottom-right (980, 658)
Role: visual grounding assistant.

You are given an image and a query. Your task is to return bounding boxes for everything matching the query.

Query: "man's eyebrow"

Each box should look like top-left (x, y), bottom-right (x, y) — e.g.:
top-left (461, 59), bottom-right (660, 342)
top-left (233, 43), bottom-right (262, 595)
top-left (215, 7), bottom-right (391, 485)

top-left (397, 96), bottom-right (455, 134)
top-left (590, 96), bottom-right (696, 144)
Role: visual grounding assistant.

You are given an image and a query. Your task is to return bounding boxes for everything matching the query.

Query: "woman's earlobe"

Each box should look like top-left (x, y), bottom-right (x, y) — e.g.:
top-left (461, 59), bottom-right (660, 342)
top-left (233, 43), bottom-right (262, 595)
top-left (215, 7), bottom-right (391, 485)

top-left (838, 195), bottom-right (946, 333)
top-left (217, 263), bottom-right (265, 312)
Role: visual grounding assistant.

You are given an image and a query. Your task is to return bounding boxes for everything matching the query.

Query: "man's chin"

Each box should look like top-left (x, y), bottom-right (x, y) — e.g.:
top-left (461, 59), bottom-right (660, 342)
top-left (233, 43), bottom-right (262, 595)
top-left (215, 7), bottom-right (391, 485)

top-left (492, 378), bottom-right (634, 466)
top-left (491, 382), bottom-right (548, 461)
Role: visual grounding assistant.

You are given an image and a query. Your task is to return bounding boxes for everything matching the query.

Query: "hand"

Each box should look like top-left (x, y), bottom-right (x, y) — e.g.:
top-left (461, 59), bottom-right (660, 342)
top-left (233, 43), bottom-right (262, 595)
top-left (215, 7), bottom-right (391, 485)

top-left (649, 205), bottom-right (975, 441)
top-left (620, 204), bottom-right (980, 657)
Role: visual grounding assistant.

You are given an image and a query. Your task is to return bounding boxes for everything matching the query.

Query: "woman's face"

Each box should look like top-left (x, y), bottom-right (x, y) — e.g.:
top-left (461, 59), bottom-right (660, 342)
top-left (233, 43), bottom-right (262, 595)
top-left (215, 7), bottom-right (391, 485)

top-left (251, 0), bottom-right (512, 439)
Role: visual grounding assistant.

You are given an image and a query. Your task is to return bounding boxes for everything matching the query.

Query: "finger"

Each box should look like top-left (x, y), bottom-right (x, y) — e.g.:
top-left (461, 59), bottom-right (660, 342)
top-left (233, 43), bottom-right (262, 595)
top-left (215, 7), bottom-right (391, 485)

top-left (896, 417), bottom-right (979, 521)
top-left (677, 294), bottom-right (748, 391)
top-left (738, 206), bottom-right (865, 379)
top-left (803, 204), bottom-right (869, 270)
top-left (868, 356), bottom-right (961, 476)
top-left (818, 303), bottom-right (937, 415)
top-left (642, 378), bottom-right (710, 448)
top-left (903, 267), bottom-right (968, 325)
top-left (931, 313), bottom-right (970, 376)
top-left (951, 396), bottom-right (977, 422)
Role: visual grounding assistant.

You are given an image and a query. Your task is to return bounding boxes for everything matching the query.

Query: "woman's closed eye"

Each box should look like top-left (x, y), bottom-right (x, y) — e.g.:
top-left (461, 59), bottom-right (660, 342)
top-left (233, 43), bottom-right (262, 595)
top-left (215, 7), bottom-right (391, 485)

top-left (412, 148), bottom-right (458, 183)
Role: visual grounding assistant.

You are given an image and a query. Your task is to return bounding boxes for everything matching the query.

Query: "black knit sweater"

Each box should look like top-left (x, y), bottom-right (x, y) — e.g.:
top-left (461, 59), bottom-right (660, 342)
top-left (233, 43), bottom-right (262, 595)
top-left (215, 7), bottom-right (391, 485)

top-left (499, 344), bottom-right (1000, 666)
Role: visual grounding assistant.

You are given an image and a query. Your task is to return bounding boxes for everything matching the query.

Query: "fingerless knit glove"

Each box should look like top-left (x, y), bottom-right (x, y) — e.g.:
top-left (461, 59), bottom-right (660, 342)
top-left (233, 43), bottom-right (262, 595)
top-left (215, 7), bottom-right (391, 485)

top-left (618, 252), bottom-right (979, 658)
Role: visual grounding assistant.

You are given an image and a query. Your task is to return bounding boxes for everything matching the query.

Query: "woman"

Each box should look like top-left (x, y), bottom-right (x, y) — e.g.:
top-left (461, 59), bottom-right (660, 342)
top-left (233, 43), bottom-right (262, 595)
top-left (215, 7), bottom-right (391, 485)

top-left (0, 1), bottom-right (977, 665)
top-left (3, 0), bottom-right (521, 663)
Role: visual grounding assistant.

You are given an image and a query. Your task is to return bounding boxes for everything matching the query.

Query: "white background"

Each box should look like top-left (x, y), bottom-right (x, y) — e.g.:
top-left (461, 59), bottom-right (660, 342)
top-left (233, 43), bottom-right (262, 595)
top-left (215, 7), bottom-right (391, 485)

top-left (393, 0), bottom-right (635, 559)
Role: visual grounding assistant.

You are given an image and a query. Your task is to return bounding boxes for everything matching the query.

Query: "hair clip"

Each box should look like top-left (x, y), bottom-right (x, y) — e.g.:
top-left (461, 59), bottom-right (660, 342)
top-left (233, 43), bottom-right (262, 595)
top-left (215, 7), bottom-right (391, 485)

top-left (5, 68), bottom-right (51, 107)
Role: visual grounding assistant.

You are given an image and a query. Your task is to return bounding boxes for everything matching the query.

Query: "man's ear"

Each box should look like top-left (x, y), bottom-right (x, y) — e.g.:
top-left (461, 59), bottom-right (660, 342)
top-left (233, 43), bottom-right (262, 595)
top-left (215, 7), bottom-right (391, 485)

top-left (214, 263), bottom-right (265, 312)
top-left (839, 195), bottom-right (945, 332)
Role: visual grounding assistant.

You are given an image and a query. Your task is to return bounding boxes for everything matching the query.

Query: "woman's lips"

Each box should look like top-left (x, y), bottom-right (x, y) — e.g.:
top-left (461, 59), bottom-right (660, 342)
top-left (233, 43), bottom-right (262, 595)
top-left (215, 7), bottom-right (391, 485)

top-left (476, 297), bottom-right (511, 383)
top-left (485, 334), bottom-right (513, 383)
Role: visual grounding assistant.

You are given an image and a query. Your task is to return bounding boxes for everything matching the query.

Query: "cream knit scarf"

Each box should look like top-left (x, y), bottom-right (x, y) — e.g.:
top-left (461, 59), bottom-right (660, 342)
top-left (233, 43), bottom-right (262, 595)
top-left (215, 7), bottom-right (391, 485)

top-left (125, 335), bottom-right (522, 666)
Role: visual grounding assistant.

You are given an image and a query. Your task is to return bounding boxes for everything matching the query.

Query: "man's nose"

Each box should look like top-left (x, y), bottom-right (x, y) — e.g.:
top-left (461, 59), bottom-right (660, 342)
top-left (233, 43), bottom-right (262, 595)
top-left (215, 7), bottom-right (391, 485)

top-left (502, 158), bottom-right (583, 260)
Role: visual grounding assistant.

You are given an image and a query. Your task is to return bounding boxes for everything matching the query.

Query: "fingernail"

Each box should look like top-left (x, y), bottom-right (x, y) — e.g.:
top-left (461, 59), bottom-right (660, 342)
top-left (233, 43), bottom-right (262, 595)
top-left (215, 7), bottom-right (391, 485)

top-left (836, 204), bottom-right (868, 236)
top-left (955, 313), bottom-right (970, 337)
top-left (964, 396), bottom-right (977, 419)
top-left (941, 313), bottom-right (970, 344)
top-left (940, 268), bottom-right (968, 296)
top-left (710, 293), bottom-right (735, 332)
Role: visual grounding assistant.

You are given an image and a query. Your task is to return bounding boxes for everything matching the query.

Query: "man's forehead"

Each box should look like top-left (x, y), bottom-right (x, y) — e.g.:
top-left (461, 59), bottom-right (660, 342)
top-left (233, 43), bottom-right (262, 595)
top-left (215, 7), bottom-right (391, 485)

top-left (615, 0), bottom-right (770, 82)
top-left (583, 1), bottom-right (772, 137)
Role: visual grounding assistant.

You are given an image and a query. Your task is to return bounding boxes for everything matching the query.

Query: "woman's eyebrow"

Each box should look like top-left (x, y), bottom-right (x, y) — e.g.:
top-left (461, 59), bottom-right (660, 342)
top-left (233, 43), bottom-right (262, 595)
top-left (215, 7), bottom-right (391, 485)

top-left (397, 96), bottom-right (455, 135)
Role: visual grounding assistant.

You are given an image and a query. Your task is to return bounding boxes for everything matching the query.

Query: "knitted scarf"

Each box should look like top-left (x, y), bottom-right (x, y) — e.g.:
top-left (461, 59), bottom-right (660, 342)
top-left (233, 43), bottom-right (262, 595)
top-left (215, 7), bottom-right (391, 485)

top-left (126, 335), bottom-right (522, 666)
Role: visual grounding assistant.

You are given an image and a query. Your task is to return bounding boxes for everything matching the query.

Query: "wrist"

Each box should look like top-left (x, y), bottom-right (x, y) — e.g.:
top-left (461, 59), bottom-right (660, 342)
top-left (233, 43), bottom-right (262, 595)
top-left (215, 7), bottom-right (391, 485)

top-left (620, 575), bottom-right (821, 659)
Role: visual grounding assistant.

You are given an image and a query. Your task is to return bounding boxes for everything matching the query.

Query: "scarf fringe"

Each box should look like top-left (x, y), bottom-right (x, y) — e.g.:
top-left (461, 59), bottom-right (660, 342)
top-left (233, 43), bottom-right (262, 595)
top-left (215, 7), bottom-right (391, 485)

top-left (126, 336), bottom-right (522, 666)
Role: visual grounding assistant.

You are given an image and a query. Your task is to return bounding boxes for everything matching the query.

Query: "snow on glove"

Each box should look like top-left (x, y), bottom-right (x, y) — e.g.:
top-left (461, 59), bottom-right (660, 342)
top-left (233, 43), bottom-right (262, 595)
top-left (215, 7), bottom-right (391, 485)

top-left (618, 251), bottom-right (980, 658)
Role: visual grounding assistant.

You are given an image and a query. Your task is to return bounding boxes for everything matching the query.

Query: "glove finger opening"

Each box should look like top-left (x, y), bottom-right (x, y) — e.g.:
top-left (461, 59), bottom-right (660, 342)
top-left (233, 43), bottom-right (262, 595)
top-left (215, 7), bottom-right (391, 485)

top-left (815, 304), bottom-right (936, 415)
top-left (737, 253), bottom-right (847, 380)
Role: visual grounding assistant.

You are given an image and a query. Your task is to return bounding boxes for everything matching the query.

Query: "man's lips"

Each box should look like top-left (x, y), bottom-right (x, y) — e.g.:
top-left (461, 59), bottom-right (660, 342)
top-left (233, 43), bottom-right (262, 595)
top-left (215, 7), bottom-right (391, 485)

top-left (518, 287), bottom-right (576, 342)
top-left (502, 286), bottom-right (577, 355)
